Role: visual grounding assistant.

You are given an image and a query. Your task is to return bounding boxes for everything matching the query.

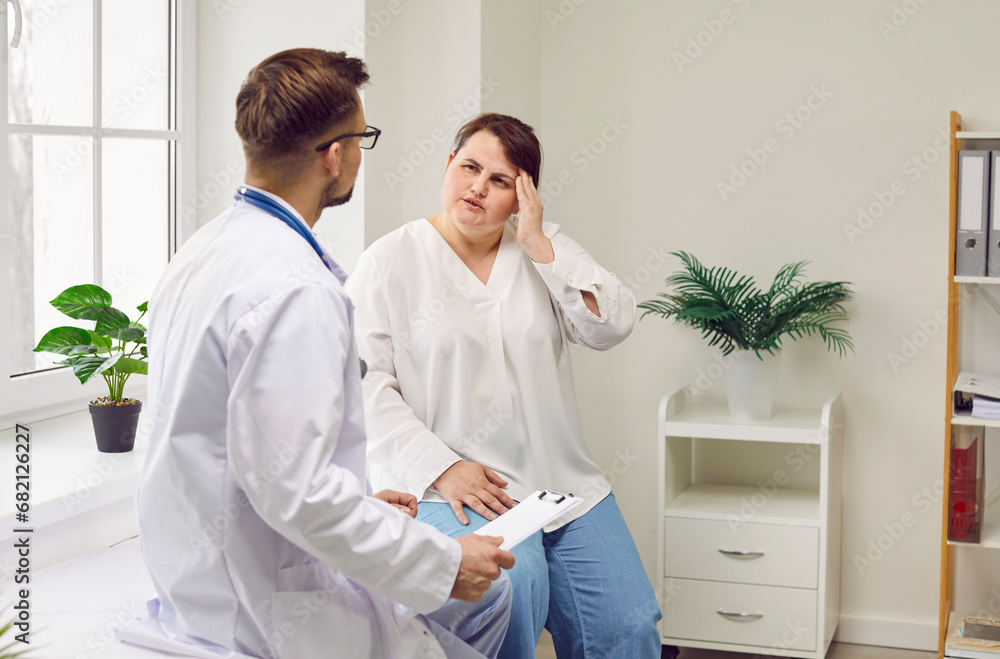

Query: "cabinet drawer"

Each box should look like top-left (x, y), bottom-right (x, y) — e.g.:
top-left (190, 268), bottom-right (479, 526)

top-left (664, 517), bottom-right (818, 589)
top-left (661, 577), bottom-right (817, 652)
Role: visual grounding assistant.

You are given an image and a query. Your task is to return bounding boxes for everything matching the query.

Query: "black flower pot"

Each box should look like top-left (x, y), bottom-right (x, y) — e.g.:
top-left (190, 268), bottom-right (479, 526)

top-left (88, 400), bottom-right (142, 453)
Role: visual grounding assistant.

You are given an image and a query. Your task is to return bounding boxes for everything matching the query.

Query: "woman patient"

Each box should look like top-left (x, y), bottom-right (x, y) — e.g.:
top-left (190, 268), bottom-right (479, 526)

top-left (347, 113), bottom-right (661, 658)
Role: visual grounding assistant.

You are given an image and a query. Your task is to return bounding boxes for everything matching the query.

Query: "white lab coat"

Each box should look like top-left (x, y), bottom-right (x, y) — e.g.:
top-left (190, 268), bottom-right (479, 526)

top-left (346, 219), bottom-right (635, 529)
top-left (126, 191), bottom-right (461, 659)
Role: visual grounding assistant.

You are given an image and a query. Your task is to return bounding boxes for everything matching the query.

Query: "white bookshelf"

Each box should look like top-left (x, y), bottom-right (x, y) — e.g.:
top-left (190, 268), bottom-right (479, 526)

top-left (952, 411), bottom-right (1000, 429)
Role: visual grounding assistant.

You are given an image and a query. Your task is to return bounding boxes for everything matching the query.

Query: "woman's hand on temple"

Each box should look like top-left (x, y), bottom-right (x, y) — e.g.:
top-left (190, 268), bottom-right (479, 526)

top-left (514, 169), bottom-right (554, 264)
top-left (432, 460), bottom-right (518, 525)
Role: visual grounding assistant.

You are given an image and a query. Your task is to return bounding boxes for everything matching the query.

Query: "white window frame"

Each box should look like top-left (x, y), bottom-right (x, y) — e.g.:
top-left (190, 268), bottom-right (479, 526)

top-left (0, 0), bottom-right (197, 429)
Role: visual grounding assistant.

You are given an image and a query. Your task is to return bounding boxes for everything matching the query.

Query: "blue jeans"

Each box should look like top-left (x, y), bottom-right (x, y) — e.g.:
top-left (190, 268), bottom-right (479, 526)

top-left (421, 573), bottom-right (513, 659)
top-left (418, 493), bottom-right (662, 659)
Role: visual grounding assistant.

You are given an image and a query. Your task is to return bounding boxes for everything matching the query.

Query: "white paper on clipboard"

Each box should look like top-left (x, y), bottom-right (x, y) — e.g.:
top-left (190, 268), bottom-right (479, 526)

top-left (474, 490), bottom-right (582, 550)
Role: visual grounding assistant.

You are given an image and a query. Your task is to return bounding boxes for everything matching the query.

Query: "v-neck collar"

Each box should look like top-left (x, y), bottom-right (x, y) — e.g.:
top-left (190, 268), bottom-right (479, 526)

top-left (414, 218), bottom-right (517, 301)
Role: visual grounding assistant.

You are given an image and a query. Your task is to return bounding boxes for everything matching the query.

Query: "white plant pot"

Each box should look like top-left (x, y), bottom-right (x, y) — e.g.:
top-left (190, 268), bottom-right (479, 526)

top-left (724, 349), bottom-right (782, 421)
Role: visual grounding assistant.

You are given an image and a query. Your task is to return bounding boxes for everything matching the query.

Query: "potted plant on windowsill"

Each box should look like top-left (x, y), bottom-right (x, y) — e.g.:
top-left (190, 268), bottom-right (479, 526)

top-left (638, 251), bottom-right (854, 421)
top-left (33, 284), bottom-right (148, 453)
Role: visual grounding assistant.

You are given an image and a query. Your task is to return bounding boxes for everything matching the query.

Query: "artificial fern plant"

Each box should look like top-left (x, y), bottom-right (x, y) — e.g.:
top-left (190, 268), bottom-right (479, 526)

top-left (638, 251), bottom-right (854, 358)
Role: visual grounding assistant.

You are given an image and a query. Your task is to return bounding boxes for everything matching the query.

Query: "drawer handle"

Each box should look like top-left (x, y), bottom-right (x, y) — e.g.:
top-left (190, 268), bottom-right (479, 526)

top-left (717, 610), bottom-right (764, 620)
top-left (718, 548), bottom-right (765, 558)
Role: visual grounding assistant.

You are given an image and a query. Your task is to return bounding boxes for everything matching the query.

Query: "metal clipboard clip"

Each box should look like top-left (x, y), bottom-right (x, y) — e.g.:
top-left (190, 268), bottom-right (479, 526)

top-left (537, 489), bottom-right (574, 505)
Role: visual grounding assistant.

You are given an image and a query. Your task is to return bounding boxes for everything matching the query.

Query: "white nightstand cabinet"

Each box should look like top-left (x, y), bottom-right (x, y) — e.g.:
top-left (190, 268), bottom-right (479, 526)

top-left (657, 388), bottom-right (843, 658)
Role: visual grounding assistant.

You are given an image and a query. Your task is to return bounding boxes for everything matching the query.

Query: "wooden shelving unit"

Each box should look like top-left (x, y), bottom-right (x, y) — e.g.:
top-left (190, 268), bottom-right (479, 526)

top-left (939, 111), bottom-right (1000, 658)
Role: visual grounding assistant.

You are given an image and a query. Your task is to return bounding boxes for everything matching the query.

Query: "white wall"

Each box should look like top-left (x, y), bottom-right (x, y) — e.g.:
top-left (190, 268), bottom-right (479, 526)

top-left (536, 0), bottom-right (1000, 649)
top-left (195, 0), bottom-right (365, 271)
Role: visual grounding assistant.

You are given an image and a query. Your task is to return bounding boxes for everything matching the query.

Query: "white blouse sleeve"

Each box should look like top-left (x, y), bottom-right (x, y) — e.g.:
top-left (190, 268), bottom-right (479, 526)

top-left (347, 252), bottom-right (463, 500)
top-left (531, 226), bottom-right (637, 350)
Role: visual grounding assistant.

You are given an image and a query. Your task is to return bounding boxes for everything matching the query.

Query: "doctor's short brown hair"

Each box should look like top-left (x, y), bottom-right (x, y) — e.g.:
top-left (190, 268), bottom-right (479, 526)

top-left (452, 113), bottom-right (542, 188)
top-left (236, 48), bottom-right (369, 173)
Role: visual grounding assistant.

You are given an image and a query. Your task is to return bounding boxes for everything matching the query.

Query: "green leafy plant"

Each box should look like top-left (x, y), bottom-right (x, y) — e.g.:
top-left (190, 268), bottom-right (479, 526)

top-left (33, 284), bottom-right (148, 403)
top-left (0, 620), bottom-right (31, 658)
top-left (638, 251), bottom-right (854, 358)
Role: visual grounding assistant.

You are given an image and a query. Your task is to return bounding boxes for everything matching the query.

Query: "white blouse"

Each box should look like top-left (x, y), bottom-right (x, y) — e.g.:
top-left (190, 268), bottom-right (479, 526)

top-left (346, 219), bottom-right (636, 527)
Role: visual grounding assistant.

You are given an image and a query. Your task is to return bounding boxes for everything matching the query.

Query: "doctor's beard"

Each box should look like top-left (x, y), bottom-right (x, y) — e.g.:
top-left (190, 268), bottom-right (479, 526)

top-left (322, 179), bottom-right (354, 208)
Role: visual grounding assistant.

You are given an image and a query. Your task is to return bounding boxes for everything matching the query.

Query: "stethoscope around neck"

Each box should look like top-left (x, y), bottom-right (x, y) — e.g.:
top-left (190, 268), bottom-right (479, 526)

top-left (235, 186), bottom-right (368, 379)
top-left (235, 186), bottom-right (332, 272)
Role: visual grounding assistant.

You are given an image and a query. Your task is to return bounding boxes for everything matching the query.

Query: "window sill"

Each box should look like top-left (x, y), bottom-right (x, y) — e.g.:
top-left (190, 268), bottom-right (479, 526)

top-left (1, 408), bottom-right (147, 571)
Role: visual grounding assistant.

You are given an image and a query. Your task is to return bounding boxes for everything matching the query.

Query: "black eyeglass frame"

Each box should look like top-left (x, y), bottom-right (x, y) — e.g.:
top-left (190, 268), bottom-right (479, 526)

top-left (315, 126), bottom-right (381, 152)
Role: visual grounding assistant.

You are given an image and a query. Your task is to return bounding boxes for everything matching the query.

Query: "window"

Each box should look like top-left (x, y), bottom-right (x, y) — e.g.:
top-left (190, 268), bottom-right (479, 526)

top-left (1, 0), bottom-right (194, 423)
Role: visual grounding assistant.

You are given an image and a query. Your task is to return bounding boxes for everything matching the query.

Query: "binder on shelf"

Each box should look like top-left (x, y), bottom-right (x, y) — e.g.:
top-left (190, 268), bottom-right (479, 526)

top-left (948, 424), bottom-right (985, 543)
top-left (474, 490), bottom-right (582, 551)
top-left (989, 151), bottom-right (1000, 277)
top-left (953, 372), bottom-right (1000, 419)
top-left (956, 150), bottom-right (991, 277)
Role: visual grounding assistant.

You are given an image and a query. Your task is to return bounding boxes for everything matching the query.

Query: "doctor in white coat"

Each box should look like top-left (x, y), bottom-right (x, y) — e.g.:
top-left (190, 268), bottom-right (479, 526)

top-left (123, 49), bottom-right (514, 659)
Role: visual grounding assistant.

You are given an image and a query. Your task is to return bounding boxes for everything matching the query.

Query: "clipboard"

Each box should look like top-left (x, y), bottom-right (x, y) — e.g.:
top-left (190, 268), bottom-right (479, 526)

top-left (474, 490), bottom-right (582, 551)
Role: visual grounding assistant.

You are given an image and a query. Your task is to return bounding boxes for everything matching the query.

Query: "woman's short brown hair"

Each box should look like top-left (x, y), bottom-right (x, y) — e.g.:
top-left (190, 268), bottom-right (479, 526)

top-left (452, 113), bottom-right (542, 187)
top-left (235, 49), bottom-right (369, 169)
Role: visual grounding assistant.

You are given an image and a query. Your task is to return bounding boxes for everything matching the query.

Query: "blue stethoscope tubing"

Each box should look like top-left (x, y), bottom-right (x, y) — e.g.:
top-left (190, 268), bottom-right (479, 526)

top-left (234, 186), bottom-right (332, 271)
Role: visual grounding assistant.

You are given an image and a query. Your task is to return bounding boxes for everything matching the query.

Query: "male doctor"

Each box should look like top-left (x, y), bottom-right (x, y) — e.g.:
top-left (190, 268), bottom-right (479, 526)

top-left (123, 49), bottom-right (514, 659)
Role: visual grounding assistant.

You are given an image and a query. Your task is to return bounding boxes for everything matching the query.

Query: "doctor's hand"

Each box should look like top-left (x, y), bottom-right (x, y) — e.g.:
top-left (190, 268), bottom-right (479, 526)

top-left (450, 534), bottom-right (516, 602)
top-left (374, 489), bottom-right (418, 518)
top-left (514, 169), bottom-right (554, 265)
top-left (432, 461), bottom-right (517, 525)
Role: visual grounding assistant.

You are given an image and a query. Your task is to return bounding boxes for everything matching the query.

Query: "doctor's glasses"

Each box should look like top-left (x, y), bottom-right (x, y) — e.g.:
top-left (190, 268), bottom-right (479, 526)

top-left (315, 126), bottom-right (381, 152)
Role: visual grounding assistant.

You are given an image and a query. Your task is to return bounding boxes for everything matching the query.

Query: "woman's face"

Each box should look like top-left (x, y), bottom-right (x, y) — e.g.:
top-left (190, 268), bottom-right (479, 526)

top-left (440, 130), bottom-right (519, 238)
